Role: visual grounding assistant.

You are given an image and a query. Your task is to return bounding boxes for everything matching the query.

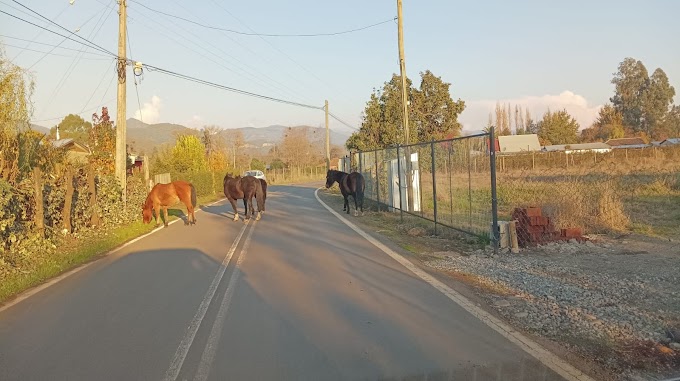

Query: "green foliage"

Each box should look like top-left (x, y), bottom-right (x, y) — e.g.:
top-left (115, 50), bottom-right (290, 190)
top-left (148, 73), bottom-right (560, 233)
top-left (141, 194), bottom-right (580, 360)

top-left (580, 104), bottom-right (625, 142)
top-left (269, 158), bottom-right (285, 170)
top-left (250, 158), bottom-right (265, 171)
top-left (347, 70), bottom-right (465, 151)
top-left (171, 135), bottom-right (207, 172)
top-left (610, 58), bottom-right (676, 139)
top-left (537, 109), bottom-right (580, 145)
top-left (51, 114), bottom-right (92, 143)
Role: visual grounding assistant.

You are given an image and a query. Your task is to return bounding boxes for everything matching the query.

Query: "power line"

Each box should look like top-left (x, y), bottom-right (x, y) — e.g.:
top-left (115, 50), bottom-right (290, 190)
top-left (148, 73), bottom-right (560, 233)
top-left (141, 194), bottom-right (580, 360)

top-left (0, 10), bottom-right (116, 57)
top-left (328, 111), bottom-right (359, 131)
top-left (31, 97), bottom-right (117, 124)
top-left (78, 60), bottom-right (116, 114)
top-left (143, 63), bottom-right (323, 110)
top-left (1, 43), bottom-right (113, 61)
top-left (129, 1), bottom-right (395, 37)
top-left (4, 1), bottom-right (69, 61)
top-left (0, 35), bottom-right (113, 57)
top-left (9, 1), bottom-right (117, 56)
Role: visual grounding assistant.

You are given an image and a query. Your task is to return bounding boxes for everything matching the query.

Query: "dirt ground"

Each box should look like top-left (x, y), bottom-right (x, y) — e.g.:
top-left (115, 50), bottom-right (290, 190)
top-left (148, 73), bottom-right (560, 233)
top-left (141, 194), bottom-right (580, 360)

top-left (317, 189), bottom-right (680, 381)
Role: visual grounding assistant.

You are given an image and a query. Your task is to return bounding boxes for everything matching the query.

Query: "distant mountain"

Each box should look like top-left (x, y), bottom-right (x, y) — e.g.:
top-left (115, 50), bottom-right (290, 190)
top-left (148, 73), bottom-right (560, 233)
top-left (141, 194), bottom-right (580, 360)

top-left (29, 124), bottom-right (50, 134)
top-left (125, 118), bottom-right (351, 155)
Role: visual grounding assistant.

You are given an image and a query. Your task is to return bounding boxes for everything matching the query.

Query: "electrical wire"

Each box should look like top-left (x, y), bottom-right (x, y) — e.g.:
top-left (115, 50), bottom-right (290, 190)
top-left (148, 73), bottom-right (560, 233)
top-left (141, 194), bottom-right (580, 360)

top-left (31, 97), bottom-right (117, 124)
top-left (78, 59), bottom-right (116, 114)
top-left (127, 27), bottom-right (143, 123)
top-left (9, 1), bottom-right (117, 56)
top-left (0, 10), bottom-right (116, 57)
top-left (143, 63), bottom-right (323, 110)
top-left (4, 1), bottom-right (69, 61)
top-left (328, 111), bottom-right (359, 131)
top-left (1, 43), bottom-right (113, 61)
top-left (1, 35), bottom-right (114, 57)
top-left (129, 1), bottom-right (395, 37)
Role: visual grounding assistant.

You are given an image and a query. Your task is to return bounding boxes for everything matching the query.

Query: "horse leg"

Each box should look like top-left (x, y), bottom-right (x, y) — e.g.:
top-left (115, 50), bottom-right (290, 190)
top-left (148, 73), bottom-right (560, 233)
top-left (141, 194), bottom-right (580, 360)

top-left (154, 204), bottom-right (161, 227)
top-left (352, 194), bottom-right (359, 216)
top-left (344, 194), bottom-right (350, 214)
top-left (249, 196), bottom-right (260, 221)
top-left (186, 202), bottom-right (195, 225)
top-left (229, 198), bottom-right (239, 222)
top-left (163, 207), bottom-right (169, 227)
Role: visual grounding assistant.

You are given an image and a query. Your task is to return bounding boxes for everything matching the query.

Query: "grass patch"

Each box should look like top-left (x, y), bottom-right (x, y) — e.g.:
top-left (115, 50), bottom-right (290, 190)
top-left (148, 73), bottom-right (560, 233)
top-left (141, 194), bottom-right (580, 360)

top-left (0, 194), bottom-right (222, 304)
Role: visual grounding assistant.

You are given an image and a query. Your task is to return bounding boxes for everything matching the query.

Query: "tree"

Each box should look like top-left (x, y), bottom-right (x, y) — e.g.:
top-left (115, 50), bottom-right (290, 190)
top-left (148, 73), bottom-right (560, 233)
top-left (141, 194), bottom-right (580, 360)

top-left (580, 104), bottom-right (625, 142)
top-left (410, 70), bottom-right (465, 141)
top-left (51, 114), bottom-right (92, 143)
top-left (171, 134), bottom-right (206, 172)
top-left (537, 109), bottom-right (579, 145)
top-left (610, 58), bottom-right (676, 138)
top-left (279, 127), bottom-right (318, 168)
top-left (225, 129), bottom-right (246, 169)
top-left (641, 68), bottom-right (676, 137)
top-left (89, 107), bottom-right (116, 174)
top-left (347, 71), bottom-right (465, 150)
top-left (657, 105), bottom-right (680, 139)
top-left (250, 158), bottom-right (265, 171)
top-left (1, 46), bottom-right (34, 183)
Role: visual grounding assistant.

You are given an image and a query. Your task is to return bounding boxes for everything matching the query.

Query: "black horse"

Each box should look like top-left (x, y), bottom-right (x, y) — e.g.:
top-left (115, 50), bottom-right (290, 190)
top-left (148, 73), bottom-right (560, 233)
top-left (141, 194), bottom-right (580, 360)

top-left (325, 169), bottom-right (365, 216)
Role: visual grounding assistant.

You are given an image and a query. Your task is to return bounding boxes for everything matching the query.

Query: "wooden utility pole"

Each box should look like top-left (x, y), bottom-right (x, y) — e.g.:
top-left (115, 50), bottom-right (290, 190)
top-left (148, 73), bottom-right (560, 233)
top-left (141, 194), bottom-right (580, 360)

top-left (397, 0), bottom-right (409, 145)
top-left (397, 0), bottom-right (413, 211)
top-left (115, 0), bottom-right (127, 203)
top-left (325, 100), bottom-right (330, 171)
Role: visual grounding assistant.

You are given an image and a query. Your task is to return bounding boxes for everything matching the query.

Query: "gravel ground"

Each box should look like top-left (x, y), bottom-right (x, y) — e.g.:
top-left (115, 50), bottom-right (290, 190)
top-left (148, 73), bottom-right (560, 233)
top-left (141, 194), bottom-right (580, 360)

top-left (426, 238), bottom-right (680, 379)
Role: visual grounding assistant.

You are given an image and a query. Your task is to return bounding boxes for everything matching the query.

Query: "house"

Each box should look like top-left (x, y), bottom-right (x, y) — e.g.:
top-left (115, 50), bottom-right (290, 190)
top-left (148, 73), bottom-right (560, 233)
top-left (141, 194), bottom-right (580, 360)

top-left (52, 138), bottom-right (90, 163)
top-left (605, 137), bottom-right (649, 149)
top-left (660, 138), bottom-right (680, 146)
top-left (543, 143), bottom-right (611, 154)
top-left (127, 154), bottom-right (144, 174)
top-left (497, 134), bottom-right (541, 154)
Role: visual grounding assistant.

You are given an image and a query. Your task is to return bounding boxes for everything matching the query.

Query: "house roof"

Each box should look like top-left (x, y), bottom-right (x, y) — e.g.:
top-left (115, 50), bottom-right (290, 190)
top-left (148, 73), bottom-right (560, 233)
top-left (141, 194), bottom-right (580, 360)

top-left (497, 134), bottom-right (541, 153)
top-left (52, 138), bottom-right (90, 153)
top-left (605, 137), bottom-right (647, 146)
top-left (543, 143), bottom-right (611, 152)
top-left (661, 138), bottom-right (680, 145)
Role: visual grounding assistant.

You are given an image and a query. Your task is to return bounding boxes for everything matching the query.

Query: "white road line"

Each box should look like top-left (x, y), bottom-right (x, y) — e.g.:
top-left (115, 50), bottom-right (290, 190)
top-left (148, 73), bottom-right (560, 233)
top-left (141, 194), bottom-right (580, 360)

top-left (194, 220), bottom-right (258, 381)
top-left (0, 198), bottom-right (226, 314)
top-left (314, 188), bottom-right (596, 381)
top-left (163, 219), bottom-right (250, 381)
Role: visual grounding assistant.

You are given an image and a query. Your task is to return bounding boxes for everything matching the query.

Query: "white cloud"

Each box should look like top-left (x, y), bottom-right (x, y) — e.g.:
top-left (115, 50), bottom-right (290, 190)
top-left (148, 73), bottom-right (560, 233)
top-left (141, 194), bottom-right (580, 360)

top-left (186, 115), bottom-right (203, 129)
top-left (134, 95), bottom-right (162, 124)
top-left (459, 91), bottom-right (602, 133)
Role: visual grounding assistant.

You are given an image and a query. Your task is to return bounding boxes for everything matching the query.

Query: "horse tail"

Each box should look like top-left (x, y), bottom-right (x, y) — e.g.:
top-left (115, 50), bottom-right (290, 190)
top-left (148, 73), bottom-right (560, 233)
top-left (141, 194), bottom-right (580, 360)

top-left (191, 183), bottom-right (197, 208)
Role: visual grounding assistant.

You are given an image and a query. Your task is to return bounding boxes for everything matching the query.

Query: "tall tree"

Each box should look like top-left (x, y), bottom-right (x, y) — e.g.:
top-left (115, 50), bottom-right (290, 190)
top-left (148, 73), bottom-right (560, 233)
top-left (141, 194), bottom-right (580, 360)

top-left (89, 107), bottom-right (116, 174)
top-left (51, 114), bottom-right (92, 143)
top-left (610, 58), bottom-right (676, 138)
top-left (346, 71), bottom-right (464, 150)
top-left (171, 134), bottom-right (207, 172)
top-left (537, 109), bottom-right (579, 145)
top-left (641, 68), bottom-right (676, 137)
top-left (280, 127), bottom-right (318, 168)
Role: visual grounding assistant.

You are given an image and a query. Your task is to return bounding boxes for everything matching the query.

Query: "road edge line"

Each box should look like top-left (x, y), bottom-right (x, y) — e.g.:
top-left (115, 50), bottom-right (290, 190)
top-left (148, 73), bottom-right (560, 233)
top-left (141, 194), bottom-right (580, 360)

top-left (0, 198), bottom-right (226, 314)
top-left (314, 188), bottom-right (595, 381)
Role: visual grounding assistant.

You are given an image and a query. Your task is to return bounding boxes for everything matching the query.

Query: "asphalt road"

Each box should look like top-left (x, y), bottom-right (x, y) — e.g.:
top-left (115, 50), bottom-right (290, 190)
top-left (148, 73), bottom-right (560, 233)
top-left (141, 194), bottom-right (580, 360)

top-left (0, 184), bottom-right (570, 381)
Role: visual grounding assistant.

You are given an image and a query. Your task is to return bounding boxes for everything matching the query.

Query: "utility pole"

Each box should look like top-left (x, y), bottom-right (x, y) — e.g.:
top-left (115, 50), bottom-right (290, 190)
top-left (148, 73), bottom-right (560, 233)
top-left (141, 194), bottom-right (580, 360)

top-left (115, 0), bottom-right (127, 203)
top-left (397, 0), bottom-right (413, 211)
top-left (325, 100), bottom-right (330, 171)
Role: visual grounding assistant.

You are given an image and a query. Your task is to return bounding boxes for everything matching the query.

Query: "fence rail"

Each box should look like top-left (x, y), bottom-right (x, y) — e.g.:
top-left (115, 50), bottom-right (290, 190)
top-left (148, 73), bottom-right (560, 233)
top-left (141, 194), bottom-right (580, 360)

top-left (351, 132), bottom-right (499, 248)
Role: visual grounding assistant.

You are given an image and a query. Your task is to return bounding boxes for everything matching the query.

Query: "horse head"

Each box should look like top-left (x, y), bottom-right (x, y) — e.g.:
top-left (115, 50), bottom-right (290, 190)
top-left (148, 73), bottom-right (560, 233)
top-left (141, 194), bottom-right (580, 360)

top-left (325, 169), bottom-right (337, 188)
top-left (142, 202), bottom-right (153, 224)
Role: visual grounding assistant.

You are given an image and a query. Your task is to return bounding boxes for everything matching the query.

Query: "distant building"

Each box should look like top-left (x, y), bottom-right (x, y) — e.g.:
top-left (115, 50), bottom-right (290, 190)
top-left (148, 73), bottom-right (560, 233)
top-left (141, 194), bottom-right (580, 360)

top-left (605, 137), bottom-right (649, 149)
top-left (52, 138), bottom-right (90, 163)
top-left (496, 134), bottom-right (541, 154)
top-left (543, 143), bottom-right (611, 154)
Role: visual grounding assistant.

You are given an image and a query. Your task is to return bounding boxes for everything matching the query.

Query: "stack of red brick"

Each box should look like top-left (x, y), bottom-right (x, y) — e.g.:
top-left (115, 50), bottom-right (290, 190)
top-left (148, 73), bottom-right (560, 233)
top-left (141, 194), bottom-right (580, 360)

top-left (512, 207), bottom-right (584, 247)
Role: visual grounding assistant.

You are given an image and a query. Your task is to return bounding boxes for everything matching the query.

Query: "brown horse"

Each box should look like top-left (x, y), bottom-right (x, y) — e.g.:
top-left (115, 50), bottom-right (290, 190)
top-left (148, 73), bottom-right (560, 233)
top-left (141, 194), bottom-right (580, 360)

top-left (223, 174), bottom-right (264, 221)
top-left (142, 181), bottom-right (197, 227)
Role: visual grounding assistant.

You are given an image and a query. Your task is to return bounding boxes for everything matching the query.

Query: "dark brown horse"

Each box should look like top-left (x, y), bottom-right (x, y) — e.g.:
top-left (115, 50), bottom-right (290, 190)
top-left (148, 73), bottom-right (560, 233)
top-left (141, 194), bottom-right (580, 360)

top-left (142, 181), bottom-right (197, 227)
top-left (325, 169), bottom-right (365, 216)
top-left (223, 174), bottom-right (264, 221)
top-left (257, 178), bottom-right (267, 213)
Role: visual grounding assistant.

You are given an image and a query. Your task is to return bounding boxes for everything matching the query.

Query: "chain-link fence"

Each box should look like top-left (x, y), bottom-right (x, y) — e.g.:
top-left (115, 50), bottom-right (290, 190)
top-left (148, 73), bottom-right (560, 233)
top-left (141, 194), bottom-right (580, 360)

top-left (351, 133), bottom-right (497, 240)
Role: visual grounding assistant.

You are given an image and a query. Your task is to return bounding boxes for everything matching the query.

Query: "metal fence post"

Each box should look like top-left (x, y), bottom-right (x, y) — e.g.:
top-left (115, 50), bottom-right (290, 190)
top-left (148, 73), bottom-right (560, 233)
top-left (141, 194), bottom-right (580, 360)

top-left (430, 141), bottom-right (438, 235)
top-left (489, 129), bottom-right (499, 255)
top-left (397, 144), bottom-right (403, 222)
top-left (359, 152), bottom-right (363, 174)
top-left (375, 150), bottom-right (380, 211)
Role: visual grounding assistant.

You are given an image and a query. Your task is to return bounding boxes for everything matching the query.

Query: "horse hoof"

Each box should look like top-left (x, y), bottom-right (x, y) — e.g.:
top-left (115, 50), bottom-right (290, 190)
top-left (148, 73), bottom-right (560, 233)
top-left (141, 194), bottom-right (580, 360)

top-left (256, 213), bottom-right (261, 221)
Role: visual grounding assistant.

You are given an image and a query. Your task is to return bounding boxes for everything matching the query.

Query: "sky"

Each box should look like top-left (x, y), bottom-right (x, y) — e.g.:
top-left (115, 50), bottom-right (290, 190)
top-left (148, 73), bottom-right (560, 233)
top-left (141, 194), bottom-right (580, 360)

top-left (2, 0), bottom-right (680, 139)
